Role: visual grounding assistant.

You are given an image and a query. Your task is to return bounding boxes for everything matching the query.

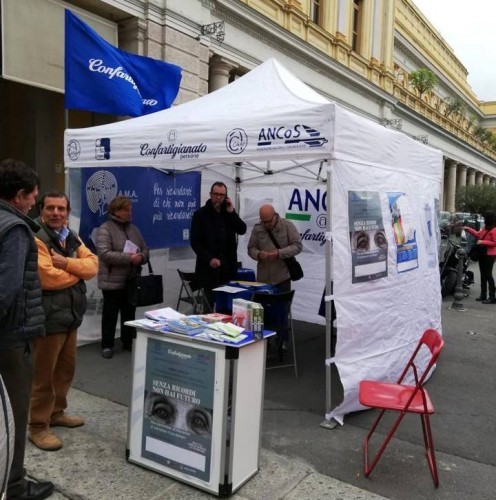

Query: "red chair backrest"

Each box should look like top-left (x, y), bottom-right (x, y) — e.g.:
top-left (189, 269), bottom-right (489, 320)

top-left (397, 329), bottom-right (444, 387)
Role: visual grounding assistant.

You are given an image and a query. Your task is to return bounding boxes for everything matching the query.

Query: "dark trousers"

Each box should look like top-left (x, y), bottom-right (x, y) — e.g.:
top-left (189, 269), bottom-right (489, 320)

top-left (101, 289), bottom-right (136, 349)
top-left (0, 341), bottom-right (33, 497)
top-left (275, 279), bottom-right (291, 293)
top-left (479, 255), bottom-right (495, 299)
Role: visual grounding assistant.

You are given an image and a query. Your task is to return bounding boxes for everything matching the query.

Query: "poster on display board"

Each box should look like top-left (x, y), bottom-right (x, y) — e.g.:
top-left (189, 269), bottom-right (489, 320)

top-left (141, 338), bottom-right (215, 481)
top-left (79, 167), bottom-right (201, 249)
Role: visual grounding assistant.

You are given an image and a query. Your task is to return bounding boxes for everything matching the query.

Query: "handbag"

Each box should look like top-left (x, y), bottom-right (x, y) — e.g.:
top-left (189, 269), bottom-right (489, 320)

top-left (127, 261), bottom-right (164, 307)
top-left (266, 230), bottom-right (304, 282)
top-left (468, 243), bottom-right (487, 262)
top-left (284, 255), bottom-right (304, 281)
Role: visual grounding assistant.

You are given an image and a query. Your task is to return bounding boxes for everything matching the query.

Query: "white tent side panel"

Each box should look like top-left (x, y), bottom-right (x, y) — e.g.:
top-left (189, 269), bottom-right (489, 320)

top-left (329, 108), bottom-right (443, 422)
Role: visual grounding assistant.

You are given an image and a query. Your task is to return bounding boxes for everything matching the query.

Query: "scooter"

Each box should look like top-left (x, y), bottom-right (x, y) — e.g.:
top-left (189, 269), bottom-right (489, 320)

top-left (439, 234), bottom-right (473, 297)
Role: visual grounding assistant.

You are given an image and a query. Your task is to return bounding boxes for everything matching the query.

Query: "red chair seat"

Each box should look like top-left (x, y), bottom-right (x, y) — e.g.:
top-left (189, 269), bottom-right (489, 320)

top-left (359, 380), bottom-right (435, 414)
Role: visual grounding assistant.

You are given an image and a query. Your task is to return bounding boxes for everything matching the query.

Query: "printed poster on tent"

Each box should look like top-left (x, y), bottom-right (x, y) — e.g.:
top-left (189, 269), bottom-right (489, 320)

top-left (388, 192), bottom-right (418, 273)
top-left (141, 338), bottom-right (215, 481)
top-left (348, 191), bottom-right (388, 283)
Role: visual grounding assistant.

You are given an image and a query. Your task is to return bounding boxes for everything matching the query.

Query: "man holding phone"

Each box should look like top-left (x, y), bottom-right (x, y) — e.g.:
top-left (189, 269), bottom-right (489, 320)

top-left (190, 181), bottom-right (247, 306)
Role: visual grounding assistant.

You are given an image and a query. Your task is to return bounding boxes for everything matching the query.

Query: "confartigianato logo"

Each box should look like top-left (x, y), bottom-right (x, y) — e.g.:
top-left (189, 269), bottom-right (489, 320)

top-left (257, 124), bottom-right (328, 150)
top-left (88, 59), bottom-right (158, 108)
top-left (140, 142), bottom-right (207, 161)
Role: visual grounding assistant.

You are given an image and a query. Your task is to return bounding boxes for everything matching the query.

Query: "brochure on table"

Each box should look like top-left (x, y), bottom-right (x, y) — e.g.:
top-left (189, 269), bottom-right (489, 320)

top-left (125, 307), bottom-right (275, 348)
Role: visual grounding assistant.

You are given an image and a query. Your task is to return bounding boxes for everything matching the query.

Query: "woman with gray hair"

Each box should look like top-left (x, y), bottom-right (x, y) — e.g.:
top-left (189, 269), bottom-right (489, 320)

top-left (96, 196), bottom-right (149, 358)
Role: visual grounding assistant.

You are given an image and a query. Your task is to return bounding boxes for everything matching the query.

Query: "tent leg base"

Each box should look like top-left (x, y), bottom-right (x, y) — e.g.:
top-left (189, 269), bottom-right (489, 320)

top-left (320, 418), bottom-right (339, 430)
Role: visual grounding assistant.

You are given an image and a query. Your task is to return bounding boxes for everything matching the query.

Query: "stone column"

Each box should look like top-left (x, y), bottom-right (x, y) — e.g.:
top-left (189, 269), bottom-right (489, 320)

top-left (445, 159), bottom-right (457, 213)
top-left (475, 172), bottom-right (484, 185)
top-left (456, 164), bottom-right (467, 190)
top-left (466, 169), bottom-right (476, 186)
top-left (208, 55), bottom-right (238, 92)
top-left (483, 175), bottom-right (491, 185)
top-left (491, 178), bottom-right (496, 187)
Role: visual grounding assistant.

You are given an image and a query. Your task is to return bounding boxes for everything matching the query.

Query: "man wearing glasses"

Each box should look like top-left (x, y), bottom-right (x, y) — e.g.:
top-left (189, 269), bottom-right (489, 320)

top-left (248, 204), bottom-right (302, 292)
top-left (190, 182), bottom-right (246, 305)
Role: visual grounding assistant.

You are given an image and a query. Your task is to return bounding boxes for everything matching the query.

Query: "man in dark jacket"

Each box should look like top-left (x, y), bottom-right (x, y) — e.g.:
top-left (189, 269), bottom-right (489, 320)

top-left (28, 192), bottom-right (97, 451)
top-left (190, 182), bottom-right (246, 305)
top-left (0, 159), bottom-right (54, 499)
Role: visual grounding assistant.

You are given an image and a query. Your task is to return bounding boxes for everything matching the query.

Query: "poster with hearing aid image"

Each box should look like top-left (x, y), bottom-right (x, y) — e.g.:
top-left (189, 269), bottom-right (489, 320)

top-left (349, 191), bottom-right (388, 283)
top-left (141, 338), bottom-right (215, 481)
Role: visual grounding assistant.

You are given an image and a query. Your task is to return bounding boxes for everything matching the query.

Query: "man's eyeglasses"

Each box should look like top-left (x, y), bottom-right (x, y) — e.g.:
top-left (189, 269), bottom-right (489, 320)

top-left (210, 191), bottom-right (226, 198)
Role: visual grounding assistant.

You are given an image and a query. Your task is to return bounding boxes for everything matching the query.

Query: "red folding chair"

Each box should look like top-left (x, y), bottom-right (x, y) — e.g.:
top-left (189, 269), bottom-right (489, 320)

top-left (358, 329), bottom-right (444, 487)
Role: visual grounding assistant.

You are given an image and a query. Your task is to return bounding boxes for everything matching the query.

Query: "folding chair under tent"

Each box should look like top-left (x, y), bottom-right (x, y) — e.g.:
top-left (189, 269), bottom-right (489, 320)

top-left (64, 58), bottom-right (443, 426)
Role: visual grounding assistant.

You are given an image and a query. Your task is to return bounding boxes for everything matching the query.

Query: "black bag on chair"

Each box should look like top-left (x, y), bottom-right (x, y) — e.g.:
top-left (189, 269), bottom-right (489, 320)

top-left (468, 244), bottom-right (487, 262)
top-left (127, 261), bottom-right (163, 307)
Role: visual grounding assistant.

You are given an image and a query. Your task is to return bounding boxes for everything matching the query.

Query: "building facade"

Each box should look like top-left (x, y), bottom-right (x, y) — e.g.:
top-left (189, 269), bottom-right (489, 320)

top-left (1, 0), bottom-right (495, 212)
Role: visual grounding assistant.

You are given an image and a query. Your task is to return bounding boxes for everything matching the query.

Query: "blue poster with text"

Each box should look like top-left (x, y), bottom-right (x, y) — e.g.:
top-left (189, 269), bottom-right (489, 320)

top-left (80, 167), bottom-right (201, 249)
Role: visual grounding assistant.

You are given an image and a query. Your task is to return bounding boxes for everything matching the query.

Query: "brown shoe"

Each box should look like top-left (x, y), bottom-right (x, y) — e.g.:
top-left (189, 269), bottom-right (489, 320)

top-left (29, 430), bottom-right (62, 451)
top-left (50, 413), bottom-right (85, 428)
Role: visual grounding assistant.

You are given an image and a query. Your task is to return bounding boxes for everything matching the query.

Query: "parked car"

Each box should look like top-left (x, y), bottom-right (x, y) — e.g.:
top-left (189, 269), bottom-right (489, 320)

top-left (438, 211), bottom-right (451, 229)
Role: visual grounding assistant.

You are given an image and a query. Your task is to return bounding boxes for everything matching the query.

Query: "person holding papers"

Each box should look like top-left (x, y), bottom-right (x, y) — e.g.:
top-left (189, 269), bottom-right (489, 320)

top-left (96, 196), bottom-right (149, 358)
top-left (248, 204), bottom-right (302, 292)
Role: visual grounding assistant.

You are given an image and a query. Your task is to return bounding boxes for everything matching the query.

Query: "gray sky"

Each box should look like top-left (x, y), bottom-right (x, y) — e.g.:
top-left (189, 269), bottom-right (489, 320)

top-left (412, 0), bottom-right (495, 102)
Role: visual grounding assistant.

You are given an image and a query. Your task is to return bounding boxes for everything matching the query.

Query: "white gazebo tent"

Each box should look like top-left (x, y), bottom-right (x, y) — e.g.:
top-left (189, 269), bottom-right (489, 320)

top-left (65, 58), bottom-right (443, 423)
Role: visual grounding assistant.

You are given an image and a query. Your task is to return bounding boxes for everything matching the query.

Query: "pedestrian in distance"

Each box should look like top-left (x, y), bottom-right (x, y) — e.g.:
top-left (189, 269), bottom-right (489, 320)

top-left (96, 195), bottom-right (149, 359)
top-left (0, 159), bottom-right (54, 500)
top-left (28, 192), bottom-right (98, 451)
top-left (190, 182), bottom-right (247, 306)
top-left (464, 210), bottom-right (496, 304)
top-left (247, 204), bottom-right (302, 292)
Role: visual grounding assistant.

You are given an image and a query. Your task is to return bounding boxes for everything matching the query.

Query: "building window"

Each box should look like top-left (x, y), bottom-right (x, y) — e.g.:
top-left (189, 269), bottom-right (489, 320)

top-left (310, 0), bottom-right (322, 26)
top-left (352, 0), bottom-right (363, 53)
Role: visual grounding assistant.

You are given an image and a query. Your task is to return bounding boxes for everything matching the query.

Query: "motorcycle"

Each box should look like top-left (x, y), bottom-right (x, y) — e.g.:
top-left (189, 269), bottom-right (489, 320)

top-left (439, 233), bottom-right (473, 297)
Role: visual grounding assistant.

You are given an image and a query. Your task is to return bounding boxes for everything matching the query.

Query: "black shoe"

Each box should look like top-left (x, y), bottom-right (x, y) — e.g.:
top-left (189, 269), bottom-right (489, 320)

top-left (122, 343), bottom-right (132, 352)
top-left (475, 296), bottom-right (485, 301)
top-left (101, 348), bottom-right (114, 359)
top-left (9, 480), bottom-right (54, 500)
top-left (482, 298), bottom-right (496, 304)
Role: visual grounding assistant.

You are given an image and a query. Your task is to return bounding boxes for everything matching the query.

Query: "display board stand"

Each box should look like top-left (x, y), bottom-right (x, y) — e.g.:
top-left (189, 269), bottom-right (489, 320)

top-left (126, 327), bottom-right (274, 497)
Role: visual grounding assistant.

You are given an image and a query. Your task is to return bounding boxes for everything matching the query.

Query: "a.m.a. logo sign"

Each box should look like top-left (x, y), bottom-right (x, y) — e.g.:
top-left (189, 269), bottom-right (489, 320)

top-left (285, 187), bottom-right (327, 254)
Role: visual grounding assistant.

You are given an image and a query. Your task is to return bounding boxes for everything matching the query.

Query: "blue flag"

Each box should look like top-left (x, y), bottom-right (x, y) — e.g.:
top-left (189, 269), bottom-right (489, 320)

top-left (65, 10), bottom-right (182, 116)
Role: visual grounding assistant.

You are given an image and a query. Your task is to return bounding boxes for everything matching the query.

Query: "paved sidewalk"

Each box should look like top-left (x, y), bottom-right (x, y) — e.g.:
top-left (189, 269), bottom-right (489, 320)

top-left (24, 389), bottom-right (387, 500)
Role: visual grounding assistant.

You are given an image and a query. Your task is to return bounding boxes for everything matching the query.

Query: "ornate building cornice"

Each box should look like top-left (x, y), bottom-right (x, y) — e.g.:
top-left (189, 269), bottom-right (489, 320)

top-left (212, 0), bottom-right (396, 110)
